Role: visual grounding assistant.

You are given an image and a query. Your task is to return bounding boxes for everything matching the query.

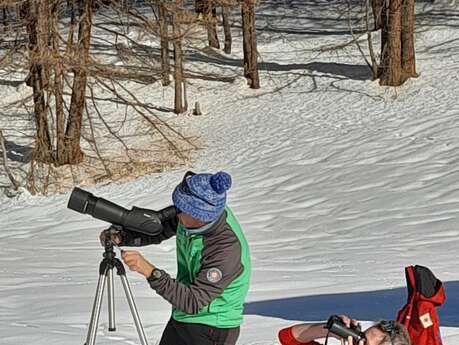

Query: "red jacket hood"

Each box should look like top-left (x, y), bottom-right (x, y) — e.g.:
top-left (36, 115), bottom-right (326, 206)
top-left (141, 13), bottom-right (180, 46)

top-left (406, 265), bottom-right (446, 306)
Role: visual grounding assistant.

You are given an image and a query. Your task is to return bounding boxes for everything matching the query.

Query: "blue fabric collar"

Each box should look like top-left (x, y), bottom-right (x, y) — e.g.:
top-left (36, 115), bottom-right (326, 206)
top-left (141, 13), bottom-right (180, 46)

top-left (183, 218), bottom-right (218, 236)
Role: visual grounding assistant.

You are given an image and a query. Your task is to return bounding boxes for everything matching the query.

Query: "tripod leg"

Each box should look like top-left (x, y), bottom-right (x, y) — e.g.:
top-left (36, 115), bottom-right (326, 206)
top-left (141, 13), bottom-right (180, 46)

top-left (85, 271), bottom-right (107, 345)
top-left (107, 267), bottom-right (116, 331)
top-left (119, 273), bottom-right (149, 345)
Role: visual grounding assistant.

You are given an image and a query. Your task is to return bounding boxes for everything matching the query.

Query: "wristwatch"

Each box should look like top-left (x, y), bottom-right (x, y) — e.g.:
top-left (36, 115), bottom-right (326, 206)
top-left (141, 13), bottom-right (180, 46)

top-left (148, 268), bottom-right (162, 281)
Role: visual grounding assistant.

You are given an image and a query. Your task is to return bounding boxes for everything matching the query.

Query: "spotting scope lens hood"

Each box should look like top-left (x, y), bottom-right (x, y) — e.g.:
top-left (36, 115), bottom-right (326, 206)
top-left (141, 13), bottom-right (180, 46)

top-left (68, 187), bottom-right (92, 213)
top-left (67, 187), bottom-right (177, 236)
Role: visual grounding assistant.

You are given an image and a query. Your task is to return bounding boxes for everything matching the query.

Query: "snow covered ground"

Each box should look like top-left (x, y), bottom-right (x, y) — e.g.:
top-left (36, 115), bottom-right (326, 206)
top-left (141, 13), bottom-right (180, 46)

top-left (1, 1), bottom-right (459, 344)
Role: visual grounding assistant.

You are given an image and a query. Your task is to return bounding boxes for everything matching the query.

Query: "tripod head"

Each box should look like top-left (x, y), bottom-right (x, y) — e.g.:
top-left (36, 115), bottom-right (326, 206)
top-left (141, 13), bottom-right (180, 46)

top-left (99, 225), bottom-right (125, 274)
top-left (102, 226), bottom-right (120, 250)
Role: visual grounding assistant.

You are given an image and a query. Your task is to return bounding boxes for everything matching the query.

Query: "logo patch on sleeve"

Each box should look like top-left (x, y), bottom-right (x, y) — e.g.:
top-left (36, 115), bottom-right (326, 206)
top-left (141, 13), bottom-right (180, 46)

top-left (206, 268), bottom-right (223, 283)
top-left (420, 313), bottom-right (433, 328)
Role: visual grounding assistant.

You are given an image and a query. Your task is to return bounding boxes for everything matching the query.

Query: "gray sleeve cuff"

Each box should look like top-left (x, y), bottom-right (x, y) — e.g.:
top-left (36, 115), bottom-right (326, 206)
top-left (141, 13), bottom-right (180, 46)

top-left (146, 269), bottom-right (169, 288)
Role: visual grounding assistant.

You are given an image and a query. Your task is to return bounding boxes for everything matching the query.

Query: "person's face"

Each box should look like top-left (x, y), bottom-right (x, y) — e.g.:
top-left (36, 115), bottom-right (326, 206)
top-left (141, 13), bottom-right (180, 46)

top-left (363, 326), bottom-right (386, 345)
top-left (177, 212), bottom-right (207, 228)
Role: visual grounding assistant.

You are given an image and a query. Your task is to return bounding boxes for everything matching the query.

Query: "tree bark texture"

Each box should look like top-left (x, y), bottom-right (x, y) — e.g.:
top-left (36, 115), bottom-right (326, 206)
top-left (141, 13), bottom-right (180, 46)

top-left (372, 0), bottom-right (383, 30)
top-left (241, 0), bottom-right (260, 89)
top-left (24, 0), bottom-right (54, 163)
top-left (205, 0), bottom-right (220, 49)
top-left (378, 0), bottom-right (417, 86)
top-left (64, 0), bottom-right (93, 164)
top-left (222, 6), bottom-right (232, 54)
top-left (2, 8), bottom-right (8, 26)
top-left (159, 2), bottom-right (171, 86)
top-left (401, 0), bottom-right (416, 80)
top-left (51, 2), bottom-right (66, 165)
top-left (379, 0), bottom-right (402, 86)
top-left (172, 8), bottom-right (187, 114)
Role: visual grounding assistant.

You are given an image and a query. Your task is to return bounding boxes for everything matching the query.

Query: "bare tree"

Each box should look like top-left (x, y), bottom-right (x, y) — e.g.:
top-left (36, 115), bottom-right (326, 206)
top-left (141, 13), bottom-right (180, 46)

top-left (158, 0), bottom-right (171, 86)
top-left (23, 0), bottom-right (53, 163)
top-left (0, 0), bottom-right (196, 194)
top-left (401, 0), bottom-right (416, 79)
top-left (372, 0), bottom-right (383, 30)
top-left (172, 1), bottom-right (187, 113)
top-left (241, 0), bottom-right (259, 89)
top-left (221, 4), bottom-right (232, 54)
top-left (64, 0), bottom-right (94, 164)
top-left (195, 0), bottom-right (219, 48)
top-left (20, 0), bottom-right (95, 164)
top-left (378, 0), bottom-right (417, 86)
top-left (52, 1), bottom-right (66, 164)
top-left (205, 0), bottom-right (220, 48)
top-left (0, 129), bottom-right (19, 191)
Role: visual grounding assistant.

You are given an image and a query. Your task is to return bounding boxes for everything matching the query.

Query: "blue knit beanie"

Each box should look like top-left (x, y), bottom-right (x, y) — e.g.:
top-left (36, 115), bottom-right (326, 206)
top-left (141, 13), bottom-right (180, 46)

top-left (172, 171), bottom-right (232, 222)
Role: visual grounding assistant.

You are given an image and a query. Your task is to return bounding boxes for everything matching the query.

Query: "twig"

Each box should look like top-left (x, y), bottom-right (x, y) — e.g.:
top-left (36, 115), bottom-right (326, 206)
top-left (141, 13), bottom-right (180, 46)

top-left (0, 129), bottom-right (20, 191)
top-left (365, 0), bottom-right (379, 78)
top-left (94, 76), bottom-right (197, 156)
top-left (347, 0), bottom-right (372, 71)
top-left (84, 100), bottom-right (112, 178)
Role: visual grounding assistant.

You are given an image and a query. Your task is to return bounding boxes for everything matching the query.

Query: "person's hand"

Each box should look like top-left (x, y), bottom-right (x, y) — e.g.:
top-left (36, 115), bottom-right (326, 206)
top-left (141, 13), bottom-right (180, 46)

top-left (121, 250), bottom-right (155, 278)
top-left (340, 336), bottom-right (365, 345)
top-left (338, 315), bottom-right (363, 345)
top-left (99, 230), bottom-right (122, 247)
top-left (339, 315), bottom-right (359, 328)
top-left (340, 337), bottom-right (365, 345)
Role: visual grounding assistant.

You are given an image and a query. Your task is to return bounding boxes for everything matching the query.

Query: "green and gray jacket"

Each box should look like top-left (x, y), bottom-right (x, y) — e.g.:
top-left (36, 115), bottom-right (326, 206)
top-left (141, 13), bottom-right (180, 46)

top-left (120, 207), bottom-right (251, 328)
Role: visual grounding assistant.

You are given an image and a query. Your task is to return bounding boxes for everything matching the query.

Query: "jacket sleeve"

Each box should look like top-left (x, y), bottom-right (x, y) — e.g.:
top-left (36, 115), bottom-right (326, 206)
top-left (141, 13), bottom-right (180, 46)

top-left (147, 233), bottom-right (243, 314)
top-left (120, 216), bottom-right (178, 246)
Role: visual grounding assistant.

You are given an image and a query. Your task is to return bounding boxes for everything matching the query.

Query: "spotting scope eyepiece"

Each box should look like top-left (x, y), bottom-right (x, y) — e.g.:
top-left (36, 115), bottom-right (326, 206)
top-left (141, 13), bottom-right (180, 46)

top-left (67, 187), bottom-right (177, 236)
top-left (325, 315), bottom-right (366, 343)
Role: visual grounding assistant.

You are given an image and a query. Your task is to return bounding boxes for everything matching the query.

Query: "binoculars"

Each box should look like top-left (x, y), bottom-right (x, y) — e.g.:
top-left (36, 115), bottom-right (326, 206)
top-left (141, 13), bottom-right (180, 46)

top-left (325, 315), bottom-right (366, 343)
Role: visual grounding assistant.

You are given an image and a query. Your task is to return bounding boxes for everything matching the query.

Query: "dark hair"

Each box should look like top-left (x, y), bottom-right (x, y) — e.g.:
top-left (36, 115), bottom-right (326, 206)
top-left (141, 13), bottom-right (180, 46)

top-left (376, 321), bottom-right (411, 345)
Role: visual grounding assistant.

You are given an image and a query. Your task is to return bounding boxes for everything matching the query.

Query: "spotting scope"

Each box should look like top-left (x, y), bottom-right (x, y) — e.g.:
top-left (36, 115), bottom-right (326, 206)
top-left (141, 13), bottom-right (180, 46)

top-left (67, 187), bottom-right (177, 236)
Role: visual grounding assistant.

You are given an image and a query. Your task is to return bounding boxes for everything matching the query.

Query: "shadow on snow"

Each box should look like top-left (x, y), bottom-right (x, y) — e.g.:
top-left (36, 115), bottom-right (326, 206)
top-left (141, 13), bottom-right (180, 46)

top-left (244, 281), bottom-right (459, 327)
top-left (3, 140), bottom-right (33, 163)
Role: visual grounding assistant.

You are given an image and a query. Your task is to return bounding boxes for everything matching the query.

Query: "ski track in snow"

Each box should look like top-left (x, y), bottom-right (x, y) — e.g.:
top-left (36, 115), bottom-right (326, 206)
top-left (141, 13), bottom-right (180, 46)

top-left (1, 1), bottom-right (459, 344)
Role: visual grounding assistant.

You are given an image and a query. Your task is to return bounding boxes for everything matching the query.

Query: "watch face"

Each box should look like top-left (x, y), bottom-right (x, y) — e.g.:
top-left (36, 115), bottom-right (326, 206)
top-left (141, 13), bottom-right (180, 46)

top-left (153, 269), bottom-right (162, 279)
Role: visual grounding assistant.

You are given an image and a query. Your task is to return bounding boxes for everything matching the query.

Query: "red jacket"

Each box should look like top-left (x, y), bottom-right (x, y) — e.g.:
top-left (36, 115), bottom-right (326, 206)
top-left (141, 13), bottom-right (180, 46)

top-left (397, 265), bottom-right (446, 345)
top-left (278, 326), bottom-right (321, 345)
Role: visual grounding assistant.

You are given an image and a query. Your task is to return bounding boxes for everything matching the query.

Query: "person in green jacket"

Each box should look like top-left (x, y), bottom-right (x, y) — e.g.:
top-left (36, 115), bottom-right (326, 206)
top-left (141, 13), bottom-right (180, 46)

top-left (103, 171), bottom-right (251, 345)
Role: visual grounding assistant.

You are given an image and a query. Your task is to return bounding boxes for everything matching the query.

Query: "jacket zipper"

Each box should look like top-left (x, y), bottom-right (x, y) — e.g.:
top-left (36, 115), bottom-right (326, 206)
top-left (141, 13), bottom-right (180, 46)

top-left (186, 233), bottom-right (194, 282)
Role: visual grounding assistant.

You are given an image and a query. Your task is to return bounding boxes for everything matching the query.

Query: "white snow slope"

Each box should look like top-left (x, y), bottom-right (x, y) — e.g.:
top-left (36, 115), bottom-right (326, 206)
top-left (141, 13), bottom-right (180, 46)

top-left (1, 1), bottom-right (459, 344)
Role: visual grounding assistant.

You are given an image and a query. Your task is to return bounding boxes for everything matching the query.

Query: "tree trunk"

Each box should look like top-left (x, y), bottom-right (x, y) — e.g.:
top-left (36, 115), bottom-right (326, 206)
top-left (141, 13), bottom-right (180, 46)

top-left (379, 0), bottom-right (402, 86)
top-left (365, 0), bottom-right (379, 79)
top-left (372, 0), bottom-right (383, 30)
top-left (401, 0), bottom-right (416, 81)
top-left (66, 0), bottom-right (77, 55)
top-left (195, 0), bottom-right (205, 14)
top-left (51, 2), bottom-right (66, 165)
top-left (24, 0), bottom-right (54, 163)
top-left (2, 8), bottom-right (7, 27)
top-left (222, 6), bottom-right (232, 54)
top-left (69, 0), bottom-right (76, 25)
top-left (205, 0), bottom-right (219, 49)
top-left (159, 2), bottom-right (171, 86)
top-left (241, 0), bottom-right (260, 89)
top-left (172, 8), bottom-right (187, 114)
top-left (64, 0), bottom-right (93, 164)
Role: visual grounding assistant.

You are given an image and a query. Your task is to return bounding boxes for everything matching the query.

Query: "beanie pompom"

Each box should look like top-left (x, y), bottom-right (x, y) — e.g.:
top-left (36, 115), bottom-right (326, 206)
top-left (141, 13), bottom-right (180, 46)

top-left (210, 171), bottom-right (232, 194)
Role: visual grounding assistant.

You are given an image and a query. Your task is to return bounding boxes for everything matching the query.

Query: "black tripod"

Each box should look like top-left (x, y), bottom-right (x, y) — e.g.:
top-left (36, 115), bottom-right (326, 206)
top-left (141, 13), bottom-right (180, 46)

top-left (84, 226), bottom-right (149, 345)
